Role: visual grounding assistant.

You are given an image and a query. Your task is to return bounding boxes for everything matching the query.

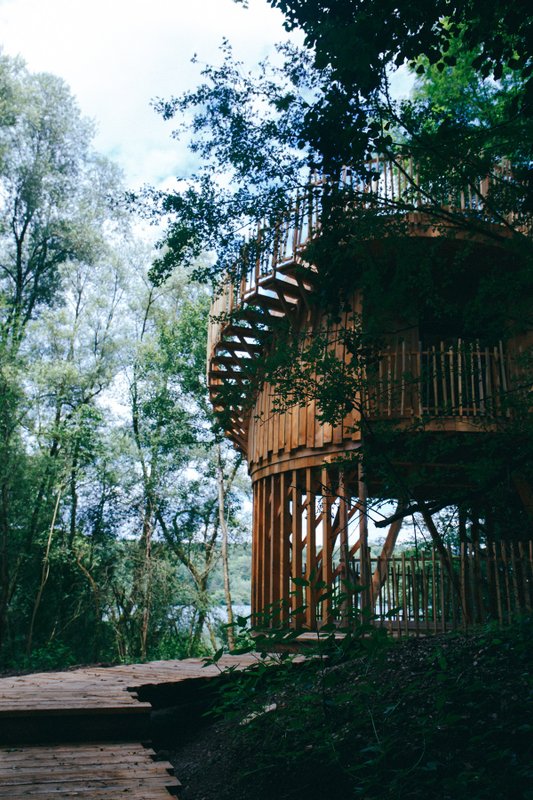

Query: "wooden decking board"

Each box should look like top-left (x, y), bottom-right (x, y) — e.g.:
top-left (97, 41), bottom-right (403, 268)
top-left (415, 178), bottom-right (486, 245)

top-left (0, 743), bottom-right (180, 799)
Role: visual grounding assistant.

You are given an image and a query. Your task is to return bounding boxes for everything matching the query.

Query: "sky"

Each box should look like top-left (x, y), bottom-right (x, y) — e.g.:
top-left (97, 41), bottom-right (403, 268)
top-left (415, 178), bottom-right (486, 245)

top-left (0, 0), bottom-right (297, 189)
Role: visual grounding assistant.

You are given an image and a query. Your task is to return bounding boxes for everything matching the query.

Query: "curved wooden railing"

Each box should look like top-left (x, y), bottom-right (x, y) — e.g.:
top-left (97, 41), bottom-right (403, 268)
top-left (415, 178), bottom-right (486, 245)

top-left (207, 156), bottom-right (523, 361)
top-left (364, 338), bottom-right (515, 420)
top-left (207, 156), bottom-right (527, 446)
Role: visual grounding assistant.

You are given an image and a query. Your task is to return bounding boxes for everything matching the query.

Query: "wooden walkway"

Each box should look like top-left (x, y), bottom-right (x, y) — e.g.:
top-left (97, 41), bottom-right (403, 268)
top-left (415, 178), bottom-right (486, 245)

top-left (0, 654), bottom-right (257, 798)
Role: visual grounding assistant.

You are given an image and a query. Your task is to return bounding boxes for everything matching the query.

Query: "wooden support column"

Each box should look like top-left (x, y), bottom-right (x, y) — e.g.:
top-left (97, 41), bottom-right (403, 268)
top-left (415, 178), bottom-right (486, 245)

top-left (279, 471), bottom-right (290, 625)
top-left (321, 467), bottom-right (333, 624)
top-left (338, 469), bottom-right (352, 622)
top-left (291, 469), bottom-right (304, 628)
top-left (270, 474), bottom-right (281, 625)
top-left (305, 468), bottom-right (317, 629)
top-left (251, 481), bottom-right (259, 623)
top-left (358, 463), bottom-right (371, 613)
top-left (261, 476), bottom-right (272, 626)
top-left (256, 478), bottom-right (265, 623)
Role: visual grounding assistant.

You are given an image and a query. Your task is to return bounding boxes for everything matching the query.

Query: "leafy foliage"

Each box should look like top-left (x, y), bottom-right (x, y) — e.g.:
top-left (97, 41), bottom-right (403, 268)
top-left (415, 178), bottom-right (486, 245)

top-left (172, 619), bottom-right (533, 800)
top-left (0, 57), bottom-right (251, 671)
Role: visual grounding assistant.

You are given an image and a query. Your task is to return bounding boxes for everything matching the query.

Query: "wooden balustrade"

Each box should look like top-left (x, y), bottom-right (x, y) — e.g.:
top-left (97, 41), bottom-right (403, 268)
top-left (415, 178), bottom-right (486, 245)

top-left (207, 155), bottom-right (521, 393)
top-left (343, 541), bottom-right (533, 634)
top-left (223, 155), bottom-right (514, 308)
top-left (365, 338), bottom-right (514, 421)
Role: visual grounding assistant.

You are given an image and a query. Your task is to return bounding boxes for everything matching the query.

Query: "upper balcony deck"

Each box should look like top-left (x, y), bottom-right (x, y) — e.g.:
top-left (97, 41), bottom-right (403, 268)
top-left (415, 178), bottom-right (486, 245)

top-left (207, 156), bottom-right (530, 453)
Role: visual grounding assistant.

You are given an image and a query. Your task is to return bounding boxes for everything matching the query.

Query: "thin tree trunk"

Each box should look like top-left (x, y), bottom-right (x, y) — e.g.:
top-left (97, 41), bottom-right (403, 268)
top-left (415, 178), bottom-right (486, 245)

top-left (139, 510), bottom-right (153, 661)
top-left (0, 481), bottom-right (11, 652)
top-left (26, 484), bottom-right (63, 656)
top-left (419, 503), bottom-right (471, 624)
top-left (217, 444), bottom-right (235, 651)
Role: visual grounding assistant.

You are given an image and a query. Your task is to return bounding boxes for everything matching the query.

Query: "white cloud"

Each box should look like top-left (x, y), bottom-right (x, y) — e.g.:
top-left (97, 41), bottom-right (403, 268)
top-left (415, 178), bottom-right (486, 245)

top-left (0, 0), bottom-right (298, 188)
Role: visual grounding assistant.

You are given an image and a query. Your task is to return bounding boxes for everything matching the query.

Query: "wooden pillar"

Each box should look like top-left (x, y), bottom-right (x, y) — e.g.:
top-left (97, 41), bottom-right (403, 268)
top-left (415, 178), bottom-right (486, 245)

top-left (270, 474), bottom-right (281, 625)
top-left (305, 467), bottom-right (317, 629)
top-left (321, 467), bottom-right (333, 624)
top-left (338, 468), bottom-right (352, 623)
top-left (251, 480), bottom-right (259, 623)
top-left (262, 476), bottom-right (271, 626)
top-left (291, 469), bottom-right (304, 628)
top-left (279, 471), bottom-right (290, 625)
top-left (358, 462), bottom-right (371, 614)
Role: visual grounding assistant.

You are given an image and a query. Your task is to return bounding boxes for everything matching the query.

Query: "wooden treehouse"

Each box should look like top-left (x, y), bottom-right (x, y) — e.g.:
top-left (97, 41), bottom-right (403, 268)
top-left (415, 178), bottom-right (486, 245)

top-left (207, 155), bottom-right (533, 634)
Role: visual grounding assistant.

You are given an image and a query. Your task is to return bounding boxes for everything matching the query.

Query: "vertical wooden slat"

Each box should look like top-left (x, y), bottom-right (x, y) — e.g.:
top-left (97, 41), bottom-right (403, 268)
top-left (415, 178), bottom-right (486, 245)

top-left (262, 476), bottom-right (272, 624)
top-left (518, 542), bottom-right (532, 612)
top-left (270, 475), bottom-right (281, 625)
top-left (501, 541), bottom-right (512, 623)
top-left (473, 540), bottom-right (485, 623)
top-left (421, 553), bottom-right (430, 635)
top-left (492, 541), bottom-right (503, 625)
top-left (432, 549), bottom-right (438, 632)
top-left (392, 558), bottom-right (401, 636)
top-left (499, 340), bottom-right (509, 416)
top-left (386, 560), bottom-right (393, 633)
top-left (460, 542), bottom-right (467, 629)
top-left (447, 546), bottom-right (457, 631)
top-left (485, 346), bottom-right (493, 416)
top-left (470, 344), bottom-right (477, 416)
top-left (457, 338), bottom-right (463, 417)
top-left (251, 480), bottom-right (259, 623)
top-left (510, 542), bottom-right (521, 613)
top-left (477, 341), bottom-right (485, 415)
top-left (401, 553), bottom-right (409, 636)
top-left (358, 466), bottom-right (370, 614)
top-left (273, 391), bottom-right (280, 456)
top-left (439, 553), bottom-right (446, 632)
top-left (411, 556), bottom-right (420, 636)
top-left (338, 469), bottom-right (351, 624)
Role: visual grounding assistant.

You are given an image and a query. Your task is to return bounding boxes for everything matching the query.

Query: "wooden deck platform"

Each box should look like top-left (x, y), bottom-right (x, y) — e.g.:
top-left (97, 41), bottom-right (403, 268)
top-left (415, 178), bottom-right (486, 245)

top-left (0, 655), bottom-right (257, 744)
top-left (0, 654), bottom-right (258, 797)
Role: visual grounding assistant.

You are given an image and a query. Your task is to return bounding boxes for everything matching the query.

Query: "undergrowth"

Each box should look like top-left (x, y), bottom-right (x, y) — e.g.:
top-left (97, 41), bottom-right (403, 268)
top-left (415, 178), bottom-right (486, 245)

top-left (174, 615), bottom-right (533, 800)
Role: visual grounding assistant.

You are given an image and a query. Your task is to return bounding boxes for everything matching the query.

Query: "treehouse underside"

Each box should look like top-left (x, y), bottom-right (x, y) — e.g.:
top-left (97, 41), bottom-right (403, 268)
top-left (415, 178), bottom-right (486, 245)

top-left (250, 462), bottom-right (533, 634)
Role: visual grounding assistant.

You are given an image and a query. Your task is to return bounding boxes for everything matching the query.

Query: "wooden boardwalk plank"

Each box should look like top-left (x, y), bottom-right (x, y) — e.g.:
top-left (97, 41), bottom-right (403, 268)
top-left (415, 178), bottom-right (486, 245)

top-left (0, 743), bottom-right (180, 799)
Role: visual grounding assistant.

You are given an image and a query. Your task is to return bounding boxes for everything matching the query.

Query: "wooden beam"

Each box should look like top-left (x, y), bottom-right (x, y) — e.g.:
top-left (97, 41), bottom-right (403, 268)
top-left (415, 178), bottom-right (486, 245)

top-left (371, 505), bottom-right (405, 603)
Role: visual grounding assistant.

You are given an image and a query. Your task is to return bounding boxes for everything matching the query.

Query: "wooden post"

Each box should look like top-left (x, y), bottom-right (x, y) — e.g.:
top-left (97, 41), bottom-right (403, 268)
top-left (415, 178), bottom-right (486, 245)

top-left (321, 467), bottom-right (333, 624)
top-left (279, 472), bottom-right (290, 625)
top-left (291, 469), bottom-right (304, 628)
top-left (358, 463), bottom-right (370, 616)
top-left (338, 468), bottom-right (352, 624)
top-left (305, 468), bottom-right (317, 629)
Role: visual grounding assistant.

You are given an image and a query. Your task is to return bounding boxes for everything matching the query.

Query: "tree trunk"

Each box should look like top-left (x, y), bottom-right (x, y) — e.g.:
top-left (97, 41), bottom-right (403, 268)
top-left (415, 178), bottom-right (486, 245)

top-left (26, 485), bottom-right (63, 656)
top-left (217, 445), bottom-right (235, 651)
